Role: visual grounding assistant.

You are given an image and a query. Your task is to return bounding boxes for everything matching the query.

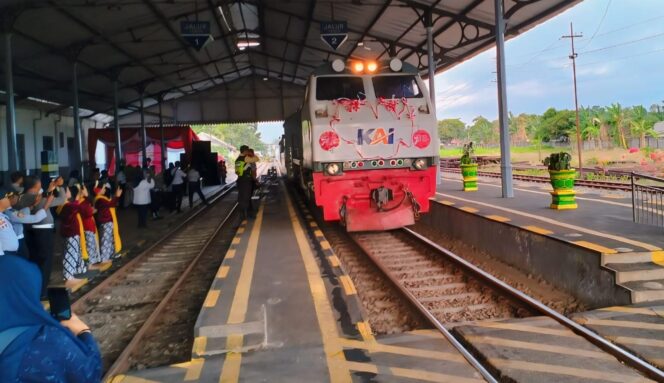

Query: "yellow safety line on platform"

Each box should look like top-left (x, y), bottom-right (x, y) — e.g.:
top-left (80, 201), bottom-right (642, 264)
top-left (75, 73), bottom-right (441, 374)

top-left (653, 251), bottom-right (664, 267)
top-left (193, 336), bottom-right (207, 356)
top-left (225, 249), bottom-right (236, 259)
top-left (328, 255), bottom-right (341, 267)
top-left (217, 265), bottom-right (230, 279)
top-left (600, 306), bottom-right (664, 317)
top-left (236, 227), bottom-right (245, 234)
top-left (285, 189), bottom-right (352, 383)
top-left (523, 225), bottom-right (554, 235)
top-left (441, 177), bottom-right (632, 208)
top-left (608, 335), bottom-right (664, 348)
top-left (314, 229), bottom-right (324, 237)
top-left (581, 318), bottom-right (664, 331)
top-left (231, 237), bottom-right (241, 245)
top-left (320, 240), bottom-right (332, 250)
top-left (459, 206), bottom-right (479, 213)
top-left (489, 358), bottom-right (649, 382)
top-left (219, 202), bottom-right (265, 383)
top-left (110, 375), bottom-right (160, 383)
top-left (184, 358), bottom-right (205, 381)
top-left (344, 361), bottom-right (484, 383)
top-left (572, 241), bottom-right (618, 254)
top-left (339, 275), bottom-right (358, 295)
top-left (204, 290), bottom-right (221, 308)
top-left (436, 192), bottom-right (661, 251)
top-left (485, 215), bottom-right (511, 222)
top-left (356, 322), bottom-right (375, 343)
top-left (473, 321), bottom-right (575, 337)
top-left (340, 338), bottom-right (466, 363)
top-left (463, 335), bottom-right (613, 360)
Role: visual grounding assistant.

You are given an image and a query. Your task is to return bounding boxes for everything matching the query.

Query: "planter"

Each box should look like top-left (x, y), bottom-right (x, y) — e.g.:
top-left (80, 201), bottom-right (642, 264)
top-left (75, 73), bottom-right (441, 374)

top-left (460, 163), bottom-right (478, 191)
top-left (548, 169), bottom-right (577, 210)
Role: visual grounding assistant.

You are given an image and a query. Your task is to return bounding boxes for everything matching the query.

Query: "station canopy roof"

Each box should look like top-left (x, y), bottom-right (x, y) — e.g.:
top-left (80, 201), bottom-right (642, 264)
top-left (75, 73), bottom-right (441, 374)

top-left (0, 0), bottom-right (579, 124)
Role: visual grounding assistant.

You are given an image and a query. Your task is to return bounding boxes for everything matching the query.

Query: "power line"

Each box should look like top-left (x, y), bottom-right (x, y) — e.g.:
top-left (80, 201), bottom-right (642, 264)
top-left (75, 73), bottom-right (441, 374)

top-left (581, 0), bottom-right (611, 49)
top-left (579, 31), bottom-right (664, 55)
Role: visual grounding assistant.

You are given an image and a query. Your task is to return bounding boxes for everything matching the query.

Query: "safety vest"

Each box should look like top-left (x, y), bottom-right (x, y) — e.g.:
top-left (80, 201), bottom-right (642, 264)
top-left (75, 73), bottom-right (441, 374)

top-left (235, 156), bottom-right (253, 178)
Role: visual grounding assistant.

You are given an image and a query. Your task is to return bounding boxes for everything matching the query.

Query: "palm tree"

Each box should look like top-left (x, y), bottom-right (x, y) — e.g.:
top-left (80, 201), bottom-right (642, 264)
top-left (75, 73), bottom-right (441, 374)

top-left (580, 107), bottom-right (601, 149)
top-left (607, 103), bottom-right (628, 148)
top-left (630, 105), bottom-right (657, 147)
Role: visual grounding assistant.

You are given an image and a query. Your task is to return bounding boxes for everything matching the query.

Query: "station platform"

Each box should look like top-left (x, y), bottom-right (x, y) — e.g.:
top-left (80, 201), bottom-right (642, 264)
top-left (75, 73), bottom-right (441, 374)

top-left (432, 171), bottom-right (664, 306)
top-left (113, 181), bottom-right (487, 383)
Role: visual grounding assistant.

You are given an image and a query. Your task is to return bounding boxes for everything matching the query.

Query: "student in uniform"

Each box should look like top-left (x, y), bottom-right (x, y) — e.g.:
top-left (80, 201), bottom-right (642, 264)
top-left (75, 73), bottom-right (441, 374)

top-left (170, 161), bottom-right (187, 213)
top-left (187, 166), bottom-right (208, 208)
top-left (10, 171), bottom-right (24, 194)
top-left (59, 185), bottom-right (88, 288)
top-left (132, 170), bottom-right (155, 228)
top-left (94, 183), bottom-right (123, 262)
top-left (5, 188), bottom-right (52, 259)
top-left (0, 188), bottom-right (20, 257)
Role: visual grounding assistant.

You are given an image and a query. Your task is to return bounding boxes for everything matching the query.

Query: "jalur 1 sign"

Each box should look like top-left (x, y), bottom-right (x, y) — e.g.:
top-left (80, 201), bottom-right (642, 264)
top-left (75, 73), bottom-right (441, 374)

top-left (181, 21), bottom-right (214, 51)
top-left (320, 21), bottom-right (348, 51)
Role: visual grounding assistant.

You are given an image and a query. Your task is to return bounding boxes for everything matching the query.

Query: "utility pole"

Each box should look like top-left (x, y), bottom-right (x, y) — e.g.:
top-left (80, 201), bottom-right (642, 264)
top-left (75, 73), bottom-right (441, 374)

top-left (562, 22), bottom-right (583, 177)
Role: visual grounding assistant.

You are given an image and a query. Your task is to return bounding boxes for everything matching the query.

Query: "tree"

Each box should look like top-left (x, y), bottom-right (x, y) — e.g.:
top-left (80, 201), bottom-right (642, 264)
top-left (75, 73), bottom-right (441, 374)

top-left (540, 108), bottom-right (575, 141)
top-left (467, 116), bottom-right (496, 144)
top-left (580, 107), bottom-right (601, 148)
top-left (437, 118), bottom-right (466, 142)
top-left (630, 105), bottom-right (657, 147)
top-left (607, 103), bottom-right (629, 148)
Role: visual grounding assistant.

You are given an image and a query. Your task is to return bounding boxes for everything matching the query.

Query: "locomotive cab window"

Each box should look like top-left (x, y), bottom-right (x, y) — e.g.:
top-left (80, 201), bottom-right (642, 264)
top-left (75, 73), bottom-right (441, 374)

top-left (372, 75), bottom-right (423, 99)
top-left (316, 76), bottom-right (366, 100)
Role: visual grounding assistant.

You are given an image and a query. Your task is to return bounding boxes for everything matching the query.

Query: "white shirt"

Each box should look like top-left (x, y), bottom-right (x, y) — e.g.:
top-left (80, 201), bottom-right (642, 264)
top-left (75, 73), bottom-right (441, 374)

top-left (132, 179), bottom-right (155, 205)
top-left (187, 169), bottom-right (201, 182)
top-left (0, 212), bottom-right (19, 252)
top-left (116, 170), bottom-right (126, 184)
top-left (171, 168), bottom-right (186, 185)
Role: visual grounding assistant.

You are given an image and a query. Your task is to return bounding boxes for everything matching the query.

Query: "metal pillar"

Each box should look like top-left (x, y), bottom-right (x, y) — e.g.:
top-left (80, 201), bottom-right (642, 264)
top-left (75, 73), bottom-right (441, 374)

top-left (72, 61), bottom-right (85, 180)
top-left (4, 33), bottom-right (18, 172)
top-left (139, 91), bottom-right (147, 168)
top-left (113, 80), bottom-right (122, 165)
top-left (494, 0), bottom-right (514, 198)
top-left (425, 11), bottom-right (436, 112)
top-left (158, 98), bottom-right (166, 171)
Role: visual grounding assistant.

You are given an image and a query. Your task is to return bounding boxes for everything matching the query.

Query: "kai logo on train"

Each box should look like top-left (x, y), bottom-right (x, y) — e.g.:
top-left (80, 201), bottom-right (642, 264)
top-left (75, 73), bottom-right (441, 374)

top-left (357, 128), bottom-right (394, 145)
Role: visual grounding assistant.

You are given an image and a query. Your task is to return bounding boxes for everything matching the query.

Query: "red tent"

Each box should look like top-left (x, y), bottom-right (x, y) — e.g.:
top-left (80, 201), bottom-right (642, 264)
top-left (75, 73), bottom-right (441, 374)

top-left (87, 125), bottom-right (199, 174)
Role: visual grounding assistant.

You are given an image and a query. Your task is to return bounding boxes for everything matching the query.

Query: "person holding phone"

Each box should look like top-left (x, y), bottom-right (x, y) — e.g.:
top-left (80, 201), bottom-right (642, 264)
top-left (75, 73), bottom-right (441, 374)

top-left (0, 255), bottom-right (102, 382)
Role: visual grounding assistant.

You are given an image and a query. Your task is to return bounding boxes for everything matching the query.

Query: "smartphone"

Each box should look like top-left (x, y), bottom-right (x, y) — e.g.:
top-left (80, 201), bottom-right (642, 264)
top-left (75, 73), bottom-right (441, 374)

top-left (47, 287), bottom-right (72, 321)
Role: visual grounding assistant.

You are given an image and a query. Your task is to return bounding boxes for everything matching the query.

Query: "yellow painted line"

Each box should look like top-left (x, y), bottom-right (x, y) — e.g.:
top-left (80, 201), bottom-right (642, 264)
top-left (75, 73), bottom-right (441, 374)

top-left (328, 255), bottom-right (340, 267)
top-left (320, 240), bottom-right (332, 250)
top-left (285, 188), bottom-right (351, 382)
top-left (473, 321), bottom-right (575, 337)
top-left (309, 221), bottom-right (318, 228)
top-left (459, 206), bottom-right (479, 213)
top-left (219, 203), bottom-right (265, 382)
top-left (109, 376), bottom-right (160, 383)
top-left (217, 265), bottom-right (230, 279)
top-left (225, 249), bottom-right (236, 259)
top-left (340, 338), bottom-right (466, 363)
top-left (344, 361), bottom-right (483, 383)
top-left (607, 335), bottom-right (664, 348)
top-left (485, 214), bottom-right (511, 222)
top-left (463, 335), bottom-right (613, 360)
top-left (439, 200), bottom-right (455, 206)
top-left (314, 229), bottom-right (324, 237)
top-left (599, 306), bottom-right (664, 317)
top-left (581, 318), bottom-right (664, 331)
top-left (236, 227), bottom-right (245, 234)
top-left (523, 225), bottom-right (554, 235)
top-left (193, 336), bottom-right (207, 356)
top-left (436, 192), bottom-right (661, 251)
top-left (204, 290), bottom-right (221, 308)
top-left (339, 275), bottom-right (358, 295)
top-left (68, 278), bottom-right (89, 293)
top-left (572, 240), bottom-right (618, 254)
top-left (231, 237), bottom-right (241, 245)
top-left (489, 358), bottom-right (649, 383)
top-left (653, 251), bottom-right (664, 267)
top-left (184, 358), bottom-right (205, 381)
top-left (356, 322), bottom-right (375, 343)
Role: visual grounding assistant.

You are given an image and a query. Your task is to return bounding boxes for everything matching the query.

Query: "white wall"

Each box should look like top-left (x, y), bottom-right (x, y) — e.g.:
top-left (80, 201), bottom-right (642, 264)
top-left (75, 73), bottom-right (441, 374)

top-left (0, 104), bottom-right (96, 173)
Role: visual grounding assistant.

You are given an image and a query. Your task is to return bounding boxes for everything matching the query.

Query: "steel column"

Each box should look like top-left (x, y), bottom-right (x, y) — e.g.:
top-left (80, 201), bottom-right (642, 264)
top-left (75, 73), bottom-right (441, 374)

top-left (113, 80), bottom-right (122, 164)
top-left (494, 0), bottom-right (513, 198)
top-left (425, 11), bottom-right (436, 113)
top-left (4, 33), bottom-right (19, 172)
top-left (158, 98), bottom-right (166, 171)
top-left (72, 61), bottom-right (85, 180)
top-left (139, 91), bottom-right (147, 168)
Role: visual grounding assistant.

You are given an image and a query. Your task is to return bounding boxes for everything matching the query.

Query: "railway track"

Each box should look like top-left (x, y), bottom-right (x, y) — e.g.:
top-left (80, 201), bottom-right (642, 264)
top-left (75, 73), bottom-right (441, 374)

top-left (71, 183), bottom-right (239, 381)
top-left (348, 228), bottom-right (664, 382)
top-left (442, 167), bottom-right (632, 191)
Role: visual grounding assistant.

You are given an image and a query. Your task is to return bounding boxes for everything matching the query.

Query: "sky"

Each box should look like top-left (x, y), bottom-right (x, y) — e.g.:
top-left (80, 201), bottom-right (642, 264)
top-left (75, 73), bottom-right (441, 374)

top-left (258, 0), bottom-right (664, 141)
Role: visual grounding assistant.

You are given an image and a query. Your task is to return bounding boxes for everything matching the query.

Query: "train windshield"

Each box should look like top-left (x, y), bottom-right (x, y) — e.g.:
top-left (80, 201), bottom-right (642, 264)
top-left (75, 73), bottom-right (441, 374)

top-left (372, 75), bottom-right (423, 99)
top-left (316, 76), bottom-right (366, 100)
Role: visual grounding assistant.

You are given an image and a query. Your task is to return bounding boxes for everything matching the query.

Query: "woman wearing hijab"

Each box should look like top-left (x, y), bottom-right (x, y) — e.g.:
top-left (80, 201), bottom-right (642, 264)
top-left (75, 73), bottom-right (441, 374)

top-left (0, 255), bottom-right (102, 382)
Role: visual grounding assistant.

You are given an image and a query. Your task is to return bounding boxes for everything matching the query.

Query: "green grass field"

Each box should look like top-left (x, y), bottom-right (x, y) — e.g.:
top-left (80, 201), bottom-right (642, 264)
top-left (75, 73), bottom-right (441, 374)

top-left (440, 145), bottom-right (557, 158)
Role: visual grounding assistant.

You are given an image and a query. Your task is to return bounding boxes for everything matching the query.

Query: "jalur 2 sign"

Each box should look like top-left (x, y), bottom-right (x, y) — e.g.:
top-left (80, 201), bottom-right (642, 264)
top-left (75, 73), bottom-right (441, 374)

top-left (320, 21), bottom-right (348, 51)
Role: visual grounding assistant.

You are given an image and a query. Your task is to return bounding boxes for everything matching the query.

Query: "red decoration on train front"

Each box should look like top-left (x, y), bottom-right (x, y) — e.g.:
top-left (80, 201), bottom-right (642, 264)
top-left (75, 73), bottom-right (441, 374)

top-left (412, 130), bottom-right (431, 149)
top-left (319, 130), bottom-right (340, 151)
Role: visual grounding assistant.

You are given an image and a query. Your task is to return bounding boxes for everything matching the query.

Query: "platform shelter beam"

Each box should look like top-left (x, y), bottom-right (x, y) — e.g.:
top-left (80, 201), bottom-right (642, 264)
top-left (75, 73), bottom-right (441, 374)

top-left (425, 10), bottom-right (436, 113)
top-left (139, 89), bottom-right (147, 168)
top-left (113, 79), bottom-right (122, 163)
top-left (4, 33), bottom-right (19, 172)
top-left (72, 61), bottom-right (85, 181)
top-left (495, 0), bottom-right (513, 198)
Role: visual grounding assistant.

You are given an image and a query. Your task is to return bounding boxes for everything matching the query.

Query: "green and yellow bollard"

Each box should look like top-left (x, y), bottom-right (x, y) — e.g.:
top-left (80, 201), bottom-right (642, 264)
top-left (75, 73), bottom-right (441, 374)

top-left (460, 163), bottom-right (478, 191)
top-left (548, 169), bottom-right (577, 209)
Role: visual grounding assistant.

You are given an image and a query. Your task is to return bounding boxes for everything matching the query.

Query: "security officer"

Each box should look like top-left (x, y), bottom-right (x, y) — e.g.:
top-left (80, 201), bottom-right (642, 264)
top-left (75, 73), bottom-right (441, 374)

top-left (235, 145), bottom-right (258, 219)
top-left (0, 187), bottom-right (20, 256)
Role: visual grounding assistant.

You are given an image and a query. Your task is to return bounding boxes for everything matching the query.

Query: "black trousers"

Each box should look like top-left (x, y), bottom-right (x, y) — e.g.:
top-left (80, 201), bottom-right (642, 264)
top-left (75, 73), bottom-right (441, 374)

top-left (25, 228), bottom-right (55, 297)
top-left (237, 177), bottom-right (254, 218)
top-left (188, 181), bottom-right (207, 207)
top-left (172, 184), bottom-right (185, 212)
top-left (135, 204), bottom-right (149, 228)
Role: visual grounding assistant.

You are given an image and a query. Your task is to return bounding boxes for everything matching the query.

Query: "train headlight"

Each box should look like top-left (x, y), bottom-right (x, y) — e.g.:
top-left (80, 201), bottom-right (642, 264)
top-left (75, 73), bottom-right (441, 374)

top-left (352, 61), bottom-right (364, 73)
top-left (325, 163), bottom-right (341, 176)
top-left (389, 58), bottom-right (403, 72)
top-left (367, 61), bottom-right (378, 73)
top-left (331, 59), bottom-right (345, 73)
top-left (413, 158), bottom-right (427, 170)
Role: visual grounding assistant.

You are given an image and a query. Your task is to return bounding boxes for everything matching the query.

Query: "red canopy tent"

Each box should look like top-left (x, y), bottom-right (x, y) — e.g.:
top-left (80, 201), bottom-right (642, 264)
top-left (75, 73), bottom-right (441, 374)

top-left (87, 125), bottom-right (199, 174)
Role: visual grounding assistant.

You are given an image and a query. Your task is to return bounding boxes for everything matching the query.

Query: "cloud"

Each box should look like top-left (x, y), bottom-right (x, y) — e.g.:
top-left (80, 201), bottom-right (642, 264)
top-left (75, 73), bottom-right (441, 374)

top-left (576, 63), bottom-right (612, 77)
top-left (507, 79), bottom-right (547, 97)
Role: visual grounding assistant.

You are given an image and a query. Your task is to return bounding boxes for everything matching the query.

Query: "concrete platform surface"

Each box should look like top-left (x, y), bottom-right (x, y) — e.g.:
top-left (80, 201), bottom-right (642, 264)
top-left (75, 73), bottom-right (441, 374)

top-left (113, 182), bottom-right (486, 382)
top-left (453, 316), bottom-right (654, 383)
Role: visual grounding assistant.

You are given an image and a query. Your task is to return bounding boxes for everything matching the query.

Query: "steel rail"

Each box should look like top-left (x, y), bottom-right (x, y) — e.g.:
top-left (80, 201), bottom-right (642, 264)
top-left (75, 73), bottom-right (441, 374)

top-left (348, 234), bottom-right (499, 383)
top-left (72, 182), bottom-right (236, 309)
top-left (102, 201), bottom-right (238, 381)
top-left (403, 227), bottom-right (664, 382)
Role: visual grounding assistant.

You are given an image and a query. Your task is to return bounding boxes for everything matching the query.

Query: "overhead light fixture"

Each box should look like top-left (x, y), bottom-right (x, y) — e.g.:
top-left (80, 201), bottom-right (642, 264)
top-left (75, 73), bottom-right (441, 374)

top-left (357, 41), bottom-right (364, 47)
top-left (237, 39), bottom-right (260, 49)
top-left (331, 59), bottom-right (345, 73)
top-left (263, 77), bottom-right (268, 81)
top-left (389, 58), bottom-right (403, 72)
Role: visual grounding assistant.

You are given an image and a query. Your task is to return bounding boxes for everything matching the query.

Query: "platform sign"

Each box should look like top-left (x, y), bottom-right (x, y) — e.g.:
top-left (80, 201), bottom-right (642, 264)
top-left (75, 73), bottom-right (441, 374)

top-left (320, 21), bottom-right (348, 50)
top-left (180, 21), bottom-right (214, 51)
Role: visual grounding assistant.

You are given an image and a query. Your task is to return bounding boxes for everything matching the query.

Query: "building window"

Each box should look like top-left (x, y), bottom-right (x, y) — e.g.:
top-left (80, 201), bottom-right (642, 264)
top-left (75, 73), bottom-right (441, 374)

top-left (43, 136), bottom-right (54, 152)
